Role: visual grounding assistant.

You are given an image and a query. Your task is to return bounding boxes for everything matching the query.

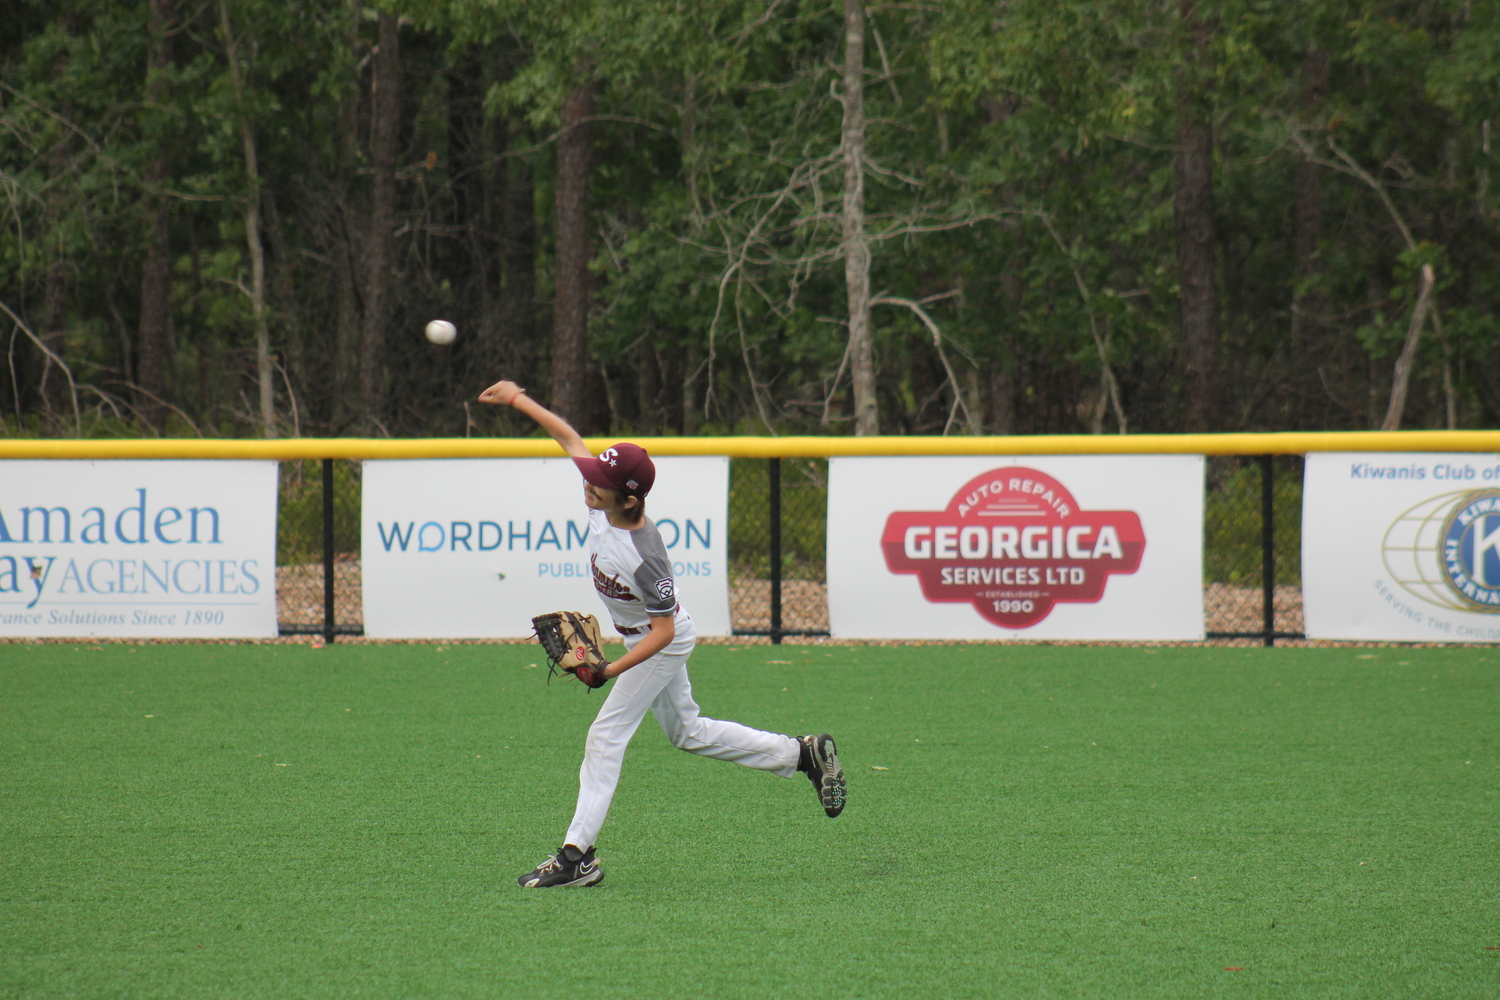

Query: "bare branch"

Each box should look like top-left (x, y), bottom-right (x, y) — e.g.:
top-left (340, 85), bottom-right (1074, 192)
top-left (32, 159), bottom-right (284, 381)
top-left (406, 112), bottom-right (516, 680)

top-left (820, 326), bottom-right (852, 426)
top-left (700, 155), bottom-right (829, 417)
top-left (0, 297), bottom-right (82, 435)
top-left (867, 20), bottom-right (903, 108)
top-left (0, 81), bottom-right (224, 202)
top-left (1031, 211), bottom-right (1127, 433)
top-left (735, 270), bottom-right (779, 434)
top-left (109, 379), bottom-right (204, 437)
top-left (867, 211), bottom-right (1005, 242)
top-left (1325, 138), bottom-right (1418, 251)
top-left (870, 294), bottom-right (979, 434)
top-left (728, 0), bottom-right (793, 48)
top-left (861, 155), bottom-right (924, 187)
top-left (273, 354), bottom-right (301, 438)
top-left (1286, 127), bottom-right (1443, 431)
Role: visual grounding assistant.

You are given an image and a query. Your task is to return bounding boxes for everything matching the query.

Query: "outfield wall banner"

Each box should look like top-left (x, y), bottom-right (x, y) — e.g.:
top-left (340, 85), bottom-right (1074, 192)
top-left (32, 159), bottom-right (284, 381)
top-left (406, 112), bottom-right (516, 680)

top-left (0, 460), bottom-right (278, 637)
top-left (827, 455), bottom-right (1204, 640)
top-left (1303, 452), bottom-right (1500, 642)
top-left (361, 458), bottom-right (729, 638)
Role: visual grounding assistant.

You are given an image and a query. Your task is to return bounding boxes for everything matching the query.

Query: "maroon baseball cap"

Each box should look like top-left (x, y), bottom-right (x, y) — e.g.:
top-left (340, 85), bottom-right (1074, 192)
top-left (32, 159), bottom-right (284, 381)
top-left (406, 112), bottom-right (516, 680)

top-left (573, 442), bottom-right (656, 497)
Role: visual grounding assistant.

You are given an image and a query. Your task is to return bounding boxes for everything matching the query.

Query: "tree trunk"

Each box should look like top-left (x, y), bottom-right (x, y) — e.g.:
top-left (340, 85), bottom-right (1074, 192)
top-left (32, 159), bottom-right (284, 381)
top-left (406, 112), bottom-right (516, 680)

top-left (681, 341), bottom-right (701, 435)
top-left (39, 256), bottom-right (69, 418)
top-left (500, 116), bottom-right (537, 384)
top-left (1290, 49), bottom-right (1329, 352)
top-left (987, 367), bottom-right (1017, 435)
top-left (331, 0), bottom-right (362, 430)
top-left (189, 217), bottom-right (214, 418)
top-left (983, 94), bottom-right (1023, 437)
top-left (360, 10), bottom-right (400, 430)
top-left (246, 172), bottom-right (275, 438)
top-left (1173, 0), bottom-right (1220, 432)
top-left (220, 0), bottom-right (276, 438)
top-left (39, 190), bottom-right (71, 424)
top-left (450, 47), bottom-right (496, 373)
top-left (841, 0), bottom-right (877, 436)
top-left (1381, 264), bottom-right (1435, 431)
top-left (36, 6), bottom-right (77, 422)
top-left (550, 76), bottom-right (596, 428)
top-left (135, 0), bottom-right (176, 431)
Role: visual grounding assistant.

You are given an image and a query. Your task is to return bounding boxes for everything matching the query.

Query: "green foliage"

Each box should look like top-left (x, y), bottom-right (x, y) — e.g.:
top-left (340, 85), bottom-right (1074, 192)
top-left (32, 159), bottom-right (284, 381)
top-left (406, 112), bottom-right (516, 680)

top-left (728, 457), bottom-right (827, 580)
top-left (4, 0), bottom-right (1500, 436)
top-left (276, 460), bottom-right (361, 566)
top-left (1204, 458), bottom-right (1303, 587)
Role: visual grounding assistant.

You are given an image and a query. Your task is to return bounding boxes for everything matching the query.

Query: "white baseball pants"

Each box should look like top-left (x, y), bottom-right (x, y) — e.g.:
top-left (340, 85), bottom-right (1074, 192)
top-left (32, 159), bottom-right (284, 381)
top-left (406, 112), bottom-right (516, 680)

top-left (564, 622), bottom-right (801, 851)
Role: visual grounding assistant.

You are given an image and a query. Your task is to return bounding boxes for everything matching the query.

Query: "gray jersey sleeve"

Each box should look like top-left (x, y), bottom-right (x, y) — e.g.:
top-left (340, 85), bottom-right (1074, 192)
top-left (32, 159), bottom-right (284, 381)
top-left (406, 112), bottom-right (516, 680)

top-left (630, 520), bottom-right (677, 615)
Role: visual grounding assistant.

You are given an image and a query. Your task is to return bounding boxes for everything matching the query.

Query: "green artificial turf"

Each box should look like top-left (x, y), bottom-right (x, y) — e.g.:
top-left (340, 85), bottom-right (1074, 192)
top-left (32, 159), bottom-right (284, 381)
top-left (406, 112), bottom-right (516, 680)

top-left (1, 641), bottom-right (1497, 999)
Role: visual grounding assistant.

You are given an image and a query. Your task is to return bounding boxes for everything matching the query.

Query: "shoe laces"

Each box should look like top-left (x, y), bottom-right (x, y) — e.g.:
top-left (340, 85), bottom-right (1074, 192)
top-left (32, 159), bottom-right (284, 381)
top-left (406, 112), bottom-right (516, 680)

top-left (534, 855), bottom-right (562, 875)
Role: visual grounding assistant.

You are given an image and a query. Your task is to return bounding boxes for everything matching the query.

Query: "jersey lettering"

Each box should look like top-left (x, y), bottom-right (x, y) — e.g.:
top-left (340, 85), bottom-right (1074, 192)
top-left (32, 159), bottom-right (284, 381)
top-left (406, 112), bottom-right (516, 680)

top-left (591, 554), bottom-right (639, 602)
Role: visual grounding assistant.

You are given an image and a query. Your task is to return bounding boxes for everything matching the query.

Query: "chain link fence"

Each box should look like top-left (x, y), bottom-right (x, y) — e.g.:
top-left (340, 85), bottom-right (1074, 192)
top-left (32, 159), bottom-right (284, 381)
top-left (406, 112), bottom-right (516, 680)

top-left (728, 458), bottom-right (829, 641)
top-left (276, 460), bottom-right (363, 640)
top-left (276, 455), bottom-right (1304, 644)
top-left (1203, 454), bottom-right (1304, 642)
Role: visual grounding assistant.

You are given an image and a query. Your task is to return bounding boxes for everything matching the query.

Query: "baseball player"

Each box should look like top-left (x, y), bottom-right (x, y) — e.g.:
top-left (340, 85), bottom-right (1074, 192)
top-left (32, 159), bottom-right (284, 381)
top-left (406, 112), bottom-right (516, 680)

top-left (478, 379), bottom-right (846, 887)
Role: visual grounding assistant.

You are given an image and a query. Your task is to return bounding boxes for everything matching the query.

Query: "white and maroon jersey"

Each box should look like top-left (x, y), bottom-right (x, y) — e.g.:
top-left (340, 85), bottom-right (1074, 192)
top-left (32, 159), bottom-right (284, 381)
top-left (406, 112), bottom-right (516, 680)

top-left (587, 508), bottom-right (691, 632)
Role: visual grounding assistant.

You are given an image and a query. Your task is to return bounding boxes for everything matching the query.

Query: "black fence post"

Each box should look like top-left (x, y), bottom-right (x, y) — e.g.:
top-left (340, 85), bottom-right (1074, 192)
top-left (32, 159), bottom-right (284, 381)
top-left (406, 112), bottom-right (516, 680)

top-left (322, 458), bottom-right (336, 644)
top-left (769, 457), bottom-right (782, 645)
top-left (1260, 454), bottom-right (1275, 647)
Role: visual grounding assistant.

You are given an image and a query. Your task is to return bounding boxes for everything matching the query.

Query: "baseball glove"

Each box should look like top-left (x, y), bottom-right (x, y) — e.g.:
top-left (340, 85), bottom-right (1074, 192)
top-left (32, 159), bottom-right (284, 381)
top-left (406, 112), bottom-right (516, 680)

top-left (531, 611), bottom-right (611, 690)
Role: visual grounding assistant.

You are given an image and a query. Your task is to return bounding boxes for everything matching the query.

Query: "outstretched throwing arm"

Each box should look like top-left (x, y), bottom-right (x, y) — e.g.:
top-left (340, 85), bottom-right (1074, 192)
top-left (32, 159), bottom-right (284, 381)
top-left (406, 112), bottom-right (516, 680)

top-left (478, 379), bottom-right (592, 459)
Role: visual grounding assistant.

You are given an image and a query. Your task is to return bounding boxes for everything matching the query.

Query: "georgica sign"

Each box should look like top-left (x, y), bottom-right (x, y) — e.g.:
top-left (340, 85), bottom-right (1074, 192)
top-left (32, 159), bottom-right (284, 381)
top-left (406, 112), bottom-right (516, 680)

top-left (880, 467), bottom-right (1146, 628)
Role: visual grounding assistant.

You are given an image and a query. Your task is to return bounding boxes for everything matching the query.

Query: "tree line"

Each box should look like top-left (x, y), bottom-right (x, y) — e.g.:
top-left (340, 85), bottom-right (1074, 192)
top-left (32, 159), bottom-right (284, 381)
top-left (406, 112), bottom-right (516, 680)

top-left (2, 0), bottom-right (1497, 439)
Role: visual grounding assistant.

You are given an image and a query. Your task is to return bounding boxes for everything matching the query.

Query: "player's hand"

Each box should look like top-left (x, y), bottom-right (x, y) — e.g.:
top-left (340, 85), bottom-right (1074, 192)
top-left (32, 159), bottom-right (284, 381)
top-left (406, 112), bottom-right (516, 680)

top-left (478, 380), bottom-right (525, 406)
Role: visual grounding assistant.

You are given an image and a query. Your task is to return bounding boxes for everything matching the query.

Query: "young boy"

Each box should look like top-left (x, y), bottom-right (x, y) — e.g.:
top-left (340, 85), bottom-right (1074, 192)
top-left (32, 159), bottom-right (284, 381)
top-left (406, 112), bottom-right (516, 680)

top-left (478, 379), bottom-right (846, 887)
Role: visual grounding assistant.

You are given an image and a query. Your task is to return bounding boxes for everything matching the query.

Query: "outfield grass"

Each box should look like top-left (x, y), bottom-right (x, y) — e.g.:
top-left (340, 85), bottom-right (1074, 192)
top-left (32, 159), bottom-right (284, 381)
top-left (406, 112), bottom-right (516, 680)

top-left (1, 642), bottom-right (1496, 999)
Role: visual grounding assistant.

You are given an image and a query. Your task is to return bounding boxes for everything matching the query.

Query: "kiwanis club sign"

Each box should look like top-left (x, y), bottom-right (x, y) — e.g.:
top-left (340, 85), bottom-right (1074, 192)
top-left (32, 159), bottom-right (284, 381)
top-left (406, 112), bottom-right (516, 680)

top-left (880, 468), bottom-right (1145, 628)
top-left (1304, 453), bottom-right (1500, 641)
top-left (828, 455), bottom-right (1204, 641)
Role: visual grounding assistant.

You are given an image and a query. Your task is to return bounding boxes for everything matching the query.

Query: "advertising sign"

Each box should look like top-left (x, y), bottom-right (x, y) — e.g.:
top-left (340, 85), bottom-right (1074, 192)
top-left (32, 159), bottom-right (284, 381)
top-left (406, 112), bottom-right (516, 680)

top-left (0, 461), bottom-right (278, 637)
top-left (1303, 452), bottom-right (1500, 642)
top-left (828, 455), bottom-right (1203, 640)
top-left (361, 458), bottom-right (729, 638)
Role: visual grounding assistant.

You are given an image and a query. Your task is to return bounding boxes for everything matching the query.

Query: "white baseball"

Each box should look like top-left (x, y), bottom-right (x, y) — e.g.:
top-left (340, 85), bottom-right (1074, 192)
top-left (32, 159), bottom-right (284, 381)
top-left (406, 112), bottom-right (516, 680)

top-left (425, 319), bottom-right (457, 345)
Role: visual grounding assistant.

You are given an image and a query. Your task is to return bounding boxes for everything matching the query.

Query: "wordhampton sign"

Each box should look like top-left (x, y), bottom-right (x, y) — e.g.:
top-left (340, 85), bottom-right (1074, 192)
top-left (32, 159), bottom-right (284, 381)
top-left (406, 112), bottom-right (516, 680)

top-left (361, 458), bottom-right (730, 638)
top-left (828, 455), bottom-right (1203, 640)
top-left (0, 460), bottom-right (278, 637)
top-left (1304, 452), bottom-right (1500, 642)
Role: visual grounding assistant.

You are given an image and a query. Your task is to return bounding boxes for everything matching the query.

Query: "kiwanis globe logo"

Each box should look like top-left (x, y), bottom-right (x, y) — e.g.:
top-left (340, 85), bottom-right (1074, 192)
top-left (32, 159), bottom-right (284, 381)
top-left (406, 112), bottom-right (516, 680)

top-left (1383, 489), bottom-right (1500, 613)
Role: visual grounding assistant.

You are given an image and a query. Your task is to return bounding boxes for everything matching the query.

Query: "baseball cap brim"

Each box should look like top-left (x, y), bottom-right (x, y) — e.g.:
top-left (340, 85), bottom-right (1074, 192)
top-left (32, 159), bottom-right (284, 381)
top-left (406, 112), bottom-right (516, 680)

top-left (573, 455), bottom-right (620, 491)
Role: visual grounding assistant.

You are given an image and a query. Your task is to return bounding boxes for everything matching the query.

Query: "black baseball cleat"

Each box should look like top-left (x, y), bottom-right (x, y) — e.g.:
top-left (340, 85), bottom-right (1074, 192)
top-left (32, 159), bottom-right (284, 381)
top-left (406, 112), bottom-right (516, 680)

top-left (517, 844), bottom-right (603, 888)
top-left (798, 734), bottom-right (846, 818)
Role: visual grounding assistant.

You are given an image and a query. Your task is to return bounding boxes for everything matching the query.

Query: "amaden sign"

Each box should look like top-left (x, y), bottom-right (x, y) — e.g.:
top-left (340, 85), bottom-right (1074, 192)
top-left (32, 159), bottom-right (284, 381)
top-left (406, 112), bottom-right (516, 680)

top-left (828, 455), bottom-right (1203, 640)
top-left (361, 458), bottom-right (730, 638)
top-left (0, 460), bottom-right (278, 638)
